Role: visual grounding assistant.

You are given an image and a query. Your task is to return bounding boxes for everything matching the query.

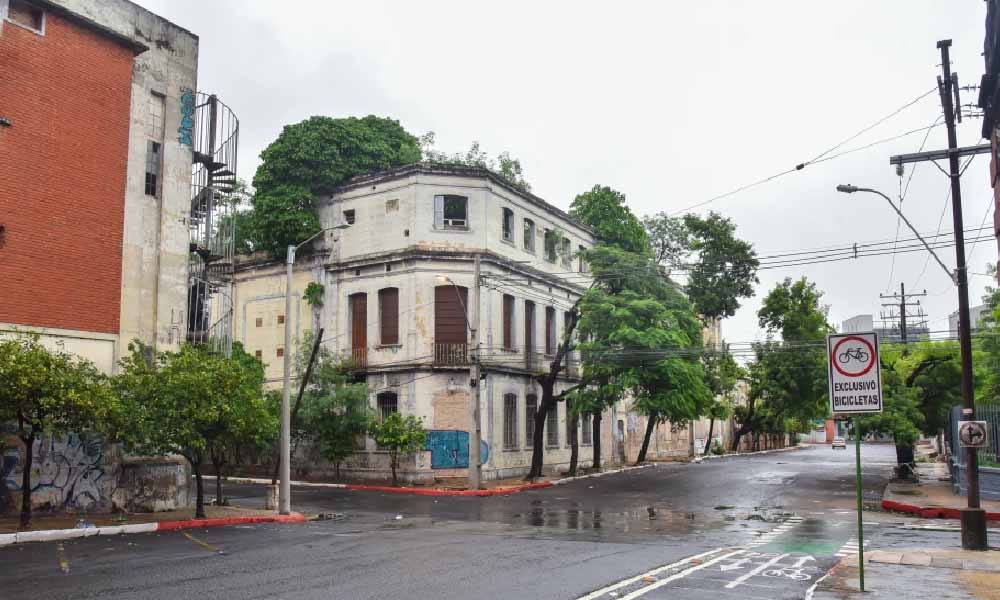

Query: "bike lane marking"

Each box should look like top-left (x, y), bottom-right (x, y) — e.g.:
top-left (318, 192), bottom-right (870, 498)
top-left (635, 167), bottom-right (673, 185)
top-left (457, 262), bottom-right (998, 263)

top-left (616, 549), bottom-right (748, 600)
top-left (575, 547), bottom-right (726, 600)
top-left (724, 552), bottom-right (790, 589)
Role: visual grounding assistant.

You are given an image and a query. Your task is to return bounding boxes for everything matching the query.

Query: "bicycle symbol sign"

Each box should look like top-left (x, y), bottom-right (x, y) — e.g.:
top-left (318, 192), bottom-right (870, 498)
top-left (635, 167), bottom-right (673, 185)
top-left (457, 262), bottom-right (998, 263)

top-left (827, 332), bottom-right (883, 415)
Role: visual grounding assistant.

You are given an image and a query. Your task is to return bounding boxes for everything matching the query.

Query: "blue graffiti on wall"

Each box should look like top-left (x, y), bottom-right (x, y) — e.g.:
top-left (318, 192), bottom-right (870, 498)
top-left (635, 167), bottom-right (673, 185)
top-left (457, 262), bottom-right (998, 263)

top-left (178, 88), bottom-right (195, 147)
top-left (2, 433), bottom-right (109, 511)
top-left (425, 430), bottom-right (488, 469)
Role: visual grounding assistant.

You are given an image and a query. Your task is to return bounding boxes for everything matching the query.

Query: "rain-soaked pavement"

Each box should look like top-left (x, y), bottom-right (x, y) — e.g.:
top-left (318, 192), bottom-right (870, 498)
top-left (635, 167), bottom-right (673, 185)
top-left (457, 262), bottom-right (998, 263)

top-left (1, 443), bottom-right (941, 600)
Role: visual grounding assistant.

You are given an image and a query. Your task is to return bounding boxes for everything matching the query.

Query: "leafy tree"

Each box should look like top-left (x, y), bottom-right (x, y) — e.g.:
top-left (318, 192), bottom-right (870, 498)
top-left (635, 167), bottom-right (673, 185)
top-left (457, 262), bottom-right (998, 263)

top-left (0, 334), bottom-right (114, 528)
top-left (642, 212), bottom-right (690, 274)
top-left (251, 116), bottom-right (421, 257)
top-left (701, 348), bottom-right (743, 454)
top-left (859, 349), bottom-right (923, 473)
top-left (900, 341), bottom-right (961, 442)
top-left (681, 212), bottom-right (759, 321)
top-left (420, 134), bottom-right (532, 192)
top-left (737, 278), bottom-right (830, 451)
top-left (369, 413), bottom-right (427, 484)
top-left (115, 343), bottom-right (268, 518)
top-left (570, 185), bottom-right (649, 255)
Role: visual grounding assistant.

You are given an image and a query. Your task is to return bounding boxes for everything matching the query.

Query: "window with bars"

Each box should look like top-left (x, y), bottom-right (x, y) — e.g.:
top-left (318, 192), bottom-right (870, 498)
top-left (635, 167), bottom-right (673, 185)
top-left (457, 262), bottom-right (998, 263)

top-left (546, 406), bottom-right (559, 447)
top-left (503, 393), bottom-right (518, 450)
top-left (525, 394), bottom-right (537, 446)
top-left (502, 294), bottom-right (515, 351)
top-left (523, 219), bottom-right (535, 252)
top-left (581, 413), bottom-right (593, 445)
top-left (379, 287), bottom-right (399, 345)
top-left (543, 230), bottom-right (557, 262)
top-left (148, 93), bottom-right (165, 140)
top-left (376, 391), bottom-right (398, 422)
top-left (144, 141), bottom-right (161, 197)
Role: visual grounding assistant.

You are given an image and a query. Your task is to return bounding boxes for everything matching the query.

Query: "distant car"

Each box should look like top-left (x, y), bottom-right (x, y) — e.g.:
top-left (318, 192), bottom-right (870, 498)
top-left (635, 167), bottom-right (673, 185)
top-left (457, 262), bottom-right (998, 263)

top-left (832, 437), bottom-right (847, 449)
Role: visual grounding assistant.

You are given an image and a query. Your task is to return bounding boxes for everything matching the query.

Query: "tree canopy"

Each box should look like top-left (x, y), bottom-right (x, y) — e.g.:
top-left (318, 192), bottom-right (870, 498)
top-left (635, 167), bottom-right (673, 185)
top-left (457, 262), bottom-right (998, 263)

top-left (570, 185), bottom-right (649, 254)
top-left (419, 134), bottom-right (531, 192)
top-left (249, 115), bottom-right (422, 257)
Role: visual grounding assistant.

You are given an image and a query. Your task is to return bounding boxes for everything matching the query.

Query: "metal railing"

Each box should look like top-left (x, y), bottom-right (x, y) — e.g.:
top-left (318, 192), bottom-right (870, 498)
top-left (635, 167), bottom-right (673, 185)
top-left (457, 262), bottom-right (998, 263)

top-left (350, 348), bottom-right (368, 369)
top-left (951, 404), bottom-right (1000, 467)
top-left (434, 343), bottom-right (468, 366)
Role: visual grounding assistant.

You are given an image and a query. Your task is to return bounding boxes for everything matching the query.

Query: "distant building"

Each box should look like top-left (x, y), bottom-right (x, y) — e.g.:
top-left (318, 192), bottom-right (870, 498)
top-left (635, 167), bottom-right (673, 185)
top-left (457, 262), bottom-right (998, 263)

top-left (949, 304), bottom-right (992, 337)
top-left (0, 0), bottom-right (239, 370)
top-left (841, 313), bottom-right (929, 344)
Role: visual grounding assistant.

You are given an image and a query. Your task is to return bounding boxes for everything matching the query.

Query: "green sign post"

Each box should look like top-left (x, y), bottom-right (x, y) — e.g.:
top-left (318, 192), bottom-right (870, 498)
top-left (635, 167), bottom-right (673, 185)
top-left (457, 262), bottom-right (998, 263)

top-left (827, 332), bottom-right (882, 593)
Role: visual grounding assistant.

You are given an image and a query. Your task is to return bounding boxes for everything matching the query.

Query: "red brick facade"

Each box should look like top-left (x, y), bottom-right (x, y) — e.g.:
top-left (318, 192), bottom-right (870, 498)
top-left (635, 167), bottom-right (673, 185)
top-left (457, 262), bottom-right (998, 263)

top-left (0, 10), bottom-right (134, 334)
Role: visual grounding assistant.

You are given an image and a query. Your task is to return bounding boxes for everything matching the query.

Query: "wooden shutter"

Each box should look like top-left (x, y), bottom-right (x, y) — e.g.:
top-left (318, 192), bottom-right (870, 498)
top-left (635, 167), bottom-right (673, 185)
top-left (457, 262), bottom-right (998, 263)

top-left (434, 195), bottom-right (445, 228)
top-left (379, 288), bottom-right (399, 345)
top-left (524, 301), bottom-right (535, 354)
top-left (545, 307), bottom-right (555, 354)
top-left (503, 294), bottom-right (514, 350)
top-left (350, 293), bottom-right (367, 351)
top-left (435, 285), bottom-right (467, 344)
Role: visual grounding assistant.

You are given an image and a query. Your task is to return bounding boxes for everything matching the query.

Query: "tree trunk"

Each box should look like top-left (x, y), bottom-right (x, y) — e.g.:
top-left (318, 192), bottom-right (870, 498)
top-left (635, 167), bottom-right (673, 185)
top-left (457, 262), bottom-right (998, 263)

top-left (895, 443), bottom-right (915, 478)
top-left (703, 418), bottom-right (716, 456)
top-left (592, 411), bottom-right (602, 472)
top-left (193, 459), bottom-right (206, 519)
top-left (334, 461), bottom-right (341, 481)
top-left (731, 426), bottom-right (746, 452)
top-left (636, 413), bottom-right (657, 464)
top-left (568, 410), bottom-right (579, 477)
top-left (18, 432), bottom-right (35, 529)
top-left (526, 404), bottom-right (549, 480)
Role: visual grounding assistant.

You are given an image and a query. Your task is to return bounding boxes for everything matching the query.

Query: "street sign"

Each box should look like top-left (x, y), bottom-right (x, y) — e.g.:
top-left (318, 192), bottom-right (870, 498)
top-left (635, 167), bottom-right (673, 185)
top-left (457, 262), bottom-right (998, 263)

top-left (827, 332), bottom-right (882, 415)
top-left (959, 421), bottom-right (989, 448)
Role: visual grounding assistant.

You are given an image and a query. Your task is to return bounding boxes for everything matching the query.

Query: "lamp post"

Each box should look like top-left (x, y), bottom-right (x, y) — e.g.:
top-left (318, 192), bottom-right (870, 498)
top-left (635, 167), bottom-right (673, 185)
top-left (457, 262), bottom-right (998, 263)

top-left (279, 223), bottom-right (349, 515)
top-left (436, 253), bottom-right (482, 489)
top-left (837, 183), bottom-right (986, 549)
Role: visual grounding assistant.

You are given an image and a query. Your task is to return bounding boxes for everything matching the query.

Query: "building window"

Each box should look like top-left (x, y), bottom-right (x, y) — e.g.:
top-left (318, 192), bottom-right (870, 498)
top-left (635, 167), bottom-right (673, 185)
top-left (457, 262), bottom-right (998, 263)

top-left (563, 312), bottom-right (573, 351)
top-left (343, 209), bottom-right (356, 225)
top-left (523, 219), bottom-right (536, 252)
top-left (503, 393), bottom-right (518, 450)
top-left (545, 307), bottom-right (556, 355)
top-left (581, 413), bottom-right (592, 445)
top-left (525, 394), bottom-right (537, 446)
top-left (276, 347), bottom-right (284, 358)
top-left (148, 92), bottom-right (165, 140)
top-left (524, 300), bottom-right (535, 367)
top-left (254, 350), bottom-right (262, 360)
top-left (546, 406), bottom-right (559, 447)
top-left (379, 287), bottom-right (399, 345)
top-left (502, 294), bottom-right (515, 351)
top-left (561, 238), bottom-right (572, 268)
top-left (377, 391), bottom-right (398, 421)
top-left (502, 207), bottom-right (515, 242)
top-left (578, 246), bottom-right (588, 273)
top-left (7, 0), bottom-right (44, 33)
top-left (544, 230), bottom-right (557, 262)
top-left (144, 141), bottom-right (161, 197)
top-left (434, 194), bottom-right (468, 228)
top-left (255, 317), bottom-right (263, 328)
top-left (565, 406), bottom-right (576, 448)
top-left (277, 314), bottom-right (285, 325)
top-left (350, 292), bottom-right (368, 366)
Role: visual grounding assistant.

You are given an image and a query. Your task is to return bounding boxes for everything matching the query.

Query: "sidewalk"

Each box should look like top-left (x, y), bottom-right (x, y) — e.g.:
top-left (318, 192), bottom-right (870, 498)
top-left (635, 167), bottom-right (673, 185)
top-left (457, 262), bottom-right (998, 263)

top-left (0, 505), bottom-right (306, 546)
top-left (882, 463), bottom-right (1000, 520)
top-left (811, 548), bottom-right (1000, 599)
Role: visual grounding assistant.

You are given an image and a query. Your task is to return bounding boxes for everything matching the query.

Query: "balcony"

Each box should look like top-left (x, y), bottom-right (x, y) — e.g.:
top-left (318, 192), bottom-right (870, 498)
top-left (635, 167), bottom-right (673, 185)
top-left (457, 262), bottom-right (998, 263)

top-left (349, 348), bottom-right (368, 369)
top-left (434, 343), bottom-right (468, 366)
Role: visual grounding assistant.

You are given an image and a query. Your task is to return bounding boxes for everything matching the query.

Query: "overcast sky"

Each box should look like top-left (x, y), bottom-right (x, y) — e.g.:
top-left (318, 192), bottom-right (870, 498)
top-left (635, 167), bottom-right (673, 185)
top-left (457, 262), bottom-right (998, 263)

top-left (142, 0), bottom-right (997, 348)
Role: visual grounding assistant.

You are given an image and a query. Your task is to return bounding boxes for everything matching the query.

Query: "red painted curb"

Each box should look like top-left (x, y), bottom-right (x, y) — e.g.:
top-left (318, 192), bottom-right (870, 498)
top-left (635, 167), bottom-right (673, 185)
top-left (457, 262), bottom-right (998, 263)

top-left (343, 481), bottom-right (554, 497)
top-left (156, 513), bottom-right (306, 532)
top-left (882, 499), bottom-right (1000, 520)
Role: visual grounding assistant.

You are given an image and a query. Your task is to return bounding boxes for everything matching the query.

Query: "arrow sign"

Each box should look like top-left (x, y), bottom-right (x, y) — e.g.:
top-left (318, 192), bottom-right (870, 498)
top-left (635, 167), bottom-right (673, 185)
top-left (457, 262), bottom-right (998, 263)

top-left (791, 556), bottom-right (816, 568)
top-left (720, 557), bottom-right (753, 572)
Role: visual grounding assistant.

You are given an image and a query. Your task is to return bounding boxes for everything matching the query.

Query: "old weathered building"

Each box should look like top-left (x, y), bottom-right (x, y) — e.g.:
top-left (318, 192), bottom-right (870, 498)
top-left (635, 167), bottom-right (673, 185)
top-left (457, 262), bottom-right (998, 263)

top-left (232, 164), bottom-right (637, 482)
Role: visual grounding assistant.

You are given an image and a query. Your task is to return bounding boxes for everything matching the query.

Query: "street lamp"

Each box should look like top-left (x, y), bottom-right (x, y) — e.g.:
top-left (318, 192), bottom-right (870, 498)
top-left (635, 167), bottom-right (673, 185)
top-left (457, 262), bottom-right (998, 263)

top-left (279, 223), bottom-right (349, 515)
top-left (835, 185), bottom-right (955, 284)
top-left (435, 256), bottom-right (482, 490)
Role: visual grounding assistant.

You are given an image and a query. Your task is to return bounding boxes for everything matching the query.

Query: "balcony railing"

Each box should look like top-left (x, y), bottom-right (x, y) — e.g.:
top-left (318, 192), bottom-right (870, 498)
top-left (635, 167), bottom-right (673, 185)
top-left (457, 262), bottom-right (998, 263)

top-left (349, 348), bottom-right (368, 369)
top-left (434, 343), bottom-right (468, 366)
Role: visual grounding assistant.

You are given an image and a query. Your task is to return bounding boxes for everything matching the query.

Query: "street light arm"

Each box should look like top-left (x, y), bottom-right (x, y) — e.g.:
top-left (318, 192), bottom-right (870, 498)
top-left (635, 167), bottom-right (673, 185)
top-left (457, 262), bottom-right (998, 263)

top-left (837, 185), bottom-right (957, 285)
top-left (290, 223), bottom-right (351, 263)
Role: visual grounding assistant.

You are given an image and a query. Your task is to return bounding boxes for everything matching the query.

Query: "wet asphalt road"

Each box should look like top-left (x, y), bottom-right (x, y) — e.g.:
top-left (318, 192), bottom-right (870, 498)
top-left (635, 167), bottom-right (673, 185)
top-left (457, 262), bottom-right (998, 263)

top-left (1, 444), bottom-right (927, 600)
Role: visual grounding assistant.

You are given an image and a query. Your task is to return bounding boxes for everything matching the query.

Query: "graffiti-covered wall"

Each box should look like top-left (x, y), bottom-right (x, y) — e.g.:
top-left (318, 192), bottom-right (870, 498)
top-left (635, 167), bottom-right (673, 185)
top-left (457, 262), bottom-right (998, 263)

top-left (1, 433), bottom-right (120, 514)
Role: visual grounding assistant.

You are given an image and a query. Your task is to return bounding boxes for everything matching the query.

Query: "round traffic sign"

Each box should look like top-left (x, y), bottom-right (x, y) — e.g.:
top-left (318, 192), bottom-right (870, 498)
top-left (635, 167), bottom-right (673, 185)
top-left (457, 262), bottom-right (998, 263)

top-left (831, 335), bottom-right (876, 377)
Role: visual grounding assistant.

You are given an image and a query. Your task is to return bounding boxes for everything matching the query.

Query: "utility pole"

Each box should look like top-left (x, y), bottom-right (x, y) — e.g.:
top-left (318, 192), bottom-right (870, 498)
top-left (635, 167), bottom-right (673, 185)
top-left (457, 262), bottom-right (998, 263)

top-left (880, 40), bottom-right (987, 550)
top-left (279, 245), bottom-right (294, 516)
top-left (469, 254), bottom-right (482, 489)
top-left (879, 283), bottom-right (927, 356)
top-left (938, 40), bottom-right (986, 550)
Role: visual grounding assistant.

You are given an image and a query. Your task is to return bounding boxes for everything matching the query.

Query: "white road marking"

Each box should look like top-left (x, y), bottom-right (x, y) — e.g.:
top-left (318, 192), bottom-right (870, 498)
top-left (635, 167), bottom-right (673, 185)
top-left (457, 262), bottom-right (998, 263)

top-left (724, 553), bottom-right (790, 589)
top-left (618, 550), bottom-right (748, 600)
top-left (575, 548), bottom-right (724, 600)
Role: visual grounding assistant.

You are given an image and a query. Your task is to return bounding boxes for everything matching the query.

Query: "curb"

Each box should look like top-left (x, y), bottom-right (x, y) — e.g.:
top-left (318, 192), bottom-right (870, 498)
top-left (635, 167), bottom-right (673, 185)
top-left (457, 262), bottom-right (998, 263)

top-left (0, 513), bottom-right (305, 547)
top-left (881, 499), bottom-right (1000, 521)
top-left (693, 444), bottom-right (809, 463)
top-left (215, 463), bottom-right (659, 497)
